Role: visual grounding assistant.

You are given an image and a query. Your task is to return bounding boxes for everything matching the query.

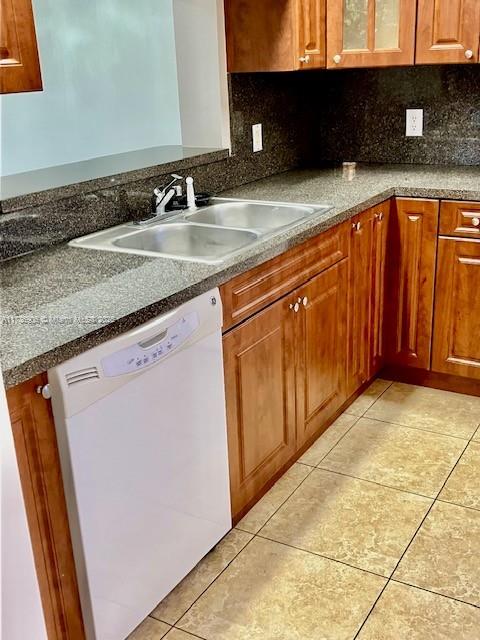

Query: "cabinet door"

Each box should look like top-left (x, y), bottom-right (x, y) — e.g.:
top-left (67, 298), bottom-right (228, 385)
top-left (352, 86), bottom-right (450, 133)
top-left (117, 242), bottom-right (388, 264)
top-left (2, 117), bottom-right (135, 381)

top-left (371, 202), bottom-right (390, 374)
top-left (296, 0), bottom-right (326, 68)
top-left (0, 0), bottom-right (42, 93)
top-left (385, 198), bottom-right (439, 370)
top-left (6, 375), bottom-right (85, 640)
top-left (432, 238), bottom-right (480, 380)
top-left (326, 0), bottom-right (416, 68)
top-left (296, 260), bottom-right (348, 448)
top-left (223, 295), bottom-right (297, 519)
top-left (347, 209), bottom-right (375, 395)
top-left (416, 0), bottom-right (480, 64)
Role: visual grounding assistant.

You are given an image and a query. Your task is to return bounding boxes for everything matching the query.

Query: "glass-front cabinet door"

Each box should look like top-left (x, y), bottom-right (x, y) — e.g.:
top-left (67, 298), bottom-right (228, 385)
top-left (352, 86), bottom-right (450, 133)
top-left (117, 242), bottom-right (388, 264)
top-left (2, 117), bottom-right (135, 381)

top-left (326, 0), bottom-right (416, 68)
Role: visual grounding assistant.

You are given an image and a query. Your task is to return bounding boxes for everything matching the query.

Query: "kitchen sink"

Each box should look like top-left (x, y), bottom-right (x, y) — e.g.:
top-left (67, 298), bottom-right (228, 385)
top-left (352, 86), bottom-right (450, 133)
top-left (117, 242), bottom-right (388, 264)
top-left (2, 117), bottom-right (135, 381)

top-left (69, 197), bottom-right (333, 264)
top-left (186, 199), bottom-right (326, 231)
top-left (112, 223), bottom-right (258, 262)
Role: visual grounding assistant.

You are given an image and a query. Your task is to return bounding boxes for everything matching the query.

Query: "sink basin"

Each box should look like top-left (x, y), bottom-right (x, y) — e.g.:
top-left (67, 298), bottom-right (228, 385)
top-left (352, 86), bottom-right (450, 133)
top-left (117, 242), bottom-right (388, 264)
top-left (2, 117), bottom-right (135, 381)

top-left (69, 197), bottom-right (333, 264)
top-left (112, 223), bottom-right (258, 262)
top-left (187, 199), bottom-right (328, 232)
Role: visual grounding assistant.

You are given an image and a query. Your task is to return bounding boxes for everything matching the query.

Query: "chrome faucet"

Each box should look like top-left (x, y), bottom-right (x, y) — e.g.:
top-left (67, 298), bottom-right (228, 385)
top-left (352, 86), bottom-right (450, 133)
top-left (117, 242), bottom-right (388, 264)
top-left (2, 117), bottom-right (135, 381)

top-left (133, 174), bottom-right (183, 226)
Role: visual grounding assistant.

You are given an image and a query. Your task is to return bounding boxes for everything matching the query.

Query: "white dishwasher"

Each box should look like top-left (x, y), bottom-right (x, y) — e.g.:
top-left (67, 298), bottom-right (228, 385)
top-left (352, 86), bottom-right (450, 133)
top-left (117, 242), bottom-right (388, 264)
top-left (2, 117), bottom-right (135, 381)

top-left (49, 289), bottom-right (231, 640)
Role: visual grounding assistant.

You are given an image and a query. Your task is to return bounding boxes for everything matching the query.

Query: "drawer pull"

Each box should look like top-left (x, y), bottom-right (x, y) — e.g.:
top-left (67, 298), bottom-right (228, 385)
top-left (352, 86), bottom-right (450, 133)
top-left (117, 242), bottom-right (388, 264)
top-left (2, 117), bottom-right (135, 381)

top-left (375, 212), bottom-right (384, 221)
top-left (299, 55), bottom-right (311, 64)
top-left (352, 221), bottom-right (362, 232)
top-left (471, 217), bottom-right (480, 227)
top-left (289, 302), bottom-right (300, 313)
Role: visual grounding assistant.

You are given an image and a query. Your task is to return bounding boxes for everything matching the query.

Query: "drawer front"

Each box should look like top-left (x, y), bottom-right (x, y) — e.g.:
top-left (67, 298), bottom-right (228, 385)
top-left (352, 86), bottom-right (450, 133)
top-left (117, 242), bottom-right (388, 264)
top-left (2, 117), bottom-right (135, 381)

top-left (221, 223), bottom-right (349, 331)
top-left (439, 200), bottom-right (480, 239)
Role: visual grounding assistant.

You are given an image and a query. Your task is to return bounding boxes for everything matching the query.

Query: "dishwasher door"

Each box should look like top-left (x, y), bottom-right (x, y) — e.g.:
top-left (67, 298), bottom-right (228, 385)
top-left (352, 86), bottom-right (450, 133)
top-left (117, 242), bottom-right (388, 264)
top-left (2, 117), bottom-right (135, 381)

top-left (49, 289), bottom-right (231, 640)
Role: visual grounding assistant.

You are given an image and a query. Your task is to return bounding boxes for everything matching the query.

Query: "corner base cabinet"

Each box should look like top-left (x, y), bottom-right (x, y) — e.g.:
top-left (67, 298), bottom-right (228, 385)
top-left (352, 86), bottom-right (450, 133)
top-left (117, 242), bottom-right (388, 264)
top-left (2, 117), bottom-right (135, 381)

top-left (432, 237), bottom-right (480, 380)
top-left (385, 198), bottom-right (439, 370)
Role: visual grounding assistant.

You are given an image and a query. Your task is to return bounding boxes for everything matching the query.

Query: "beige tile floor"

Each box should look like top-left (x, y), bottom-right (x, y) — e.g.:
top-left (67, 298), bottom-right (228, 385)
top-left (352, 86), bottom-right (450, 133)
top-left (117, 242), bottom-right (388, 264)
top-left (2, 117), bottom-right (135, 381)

top-left (130, 380), bottom-right (480, 640)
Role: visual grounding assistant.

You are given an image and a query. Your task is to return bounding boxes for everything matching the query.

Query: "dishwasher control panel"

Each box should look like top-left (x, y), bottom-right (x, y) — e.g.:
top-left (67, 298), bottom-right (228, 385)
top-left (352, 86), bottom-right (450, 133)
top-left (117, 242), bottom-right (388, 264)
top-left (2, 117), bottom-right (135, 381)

top-left (101, 312), bottom-right (199, 376)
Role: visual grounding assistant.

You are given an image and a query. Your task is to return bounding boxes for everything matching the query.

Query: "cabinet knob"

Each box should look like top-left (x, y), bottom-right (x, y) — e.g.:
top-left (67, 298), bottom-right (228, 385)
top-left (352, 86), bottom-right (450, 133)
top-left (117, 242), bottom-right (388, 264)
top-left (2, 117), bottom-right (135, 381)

top-left (352, 221), bottom-right (361, 232)
top-left (465, 49), bottom-right (474, 59)
top-left (289, 302), bottom-right (300, 313)
top-left (375, 211), bottom-right (384, 221)
top-left (302, 296), bottom-right (308, 307)
top-left (36, 384), bottom-right (51, 400)
top-left (333, 54), bottom-right (342, 64)
top-left (299, 55), bottom-right (311, 64)
top-left (472, 217), bottom-right (480, 227)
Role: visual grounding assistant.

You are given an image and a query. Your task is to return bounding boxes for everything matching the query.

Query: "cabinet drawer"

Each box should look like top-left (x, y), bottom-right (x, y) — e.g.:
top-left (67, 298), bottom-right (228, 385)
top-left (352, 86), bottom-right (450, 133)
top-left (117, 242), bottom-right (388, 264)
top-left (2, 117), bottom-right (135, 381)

top-left (439, 200), bottom-right (480, 239)
top-left (220, 223), bottom-right (349, 331)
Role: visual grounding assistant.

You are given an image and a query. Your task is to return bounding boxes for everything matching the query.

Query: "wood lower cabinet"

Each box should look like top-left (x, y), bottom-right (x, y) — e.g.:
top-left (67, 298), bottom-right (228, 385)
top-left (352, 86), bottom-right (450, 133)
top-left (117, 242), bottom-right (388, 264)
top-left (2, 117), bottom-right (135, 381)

top-left (0, 0), bottom-right (42, 94)
top-left (371, 202), bottom-right (390, 373)
top-left (432, 238), bottom-right (480, 380)
top-left (416, 0), bottom-right (480, 64)
top-left (6, 375), bottom-right (85, 640)
top-left (347, 201), bottom-right (390, 392)
top-left (296, 260), bottom-right (348, 448)
top-left (224, 0), bottom-right (325, 72)
top-left (347, 208), bottom-right (375, 395)
top-left (326, 0), bottom-right (416, 68)
top-left (385, 198), bottom-right (439, 370)
top-left (223, 295), bottom-right (297, 519)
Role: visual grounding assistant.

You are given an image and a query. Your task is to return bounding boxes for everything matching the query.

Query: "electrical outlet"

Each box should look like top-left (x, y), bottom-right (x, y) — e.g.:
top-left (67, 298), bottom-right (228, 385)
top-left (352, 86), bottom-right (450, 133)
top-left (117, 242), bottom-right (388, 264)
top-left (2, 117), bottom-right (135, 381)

top-left (252, 123), bottom-right (263, 152)
top-left (406, 109), bottom-right (423, 137)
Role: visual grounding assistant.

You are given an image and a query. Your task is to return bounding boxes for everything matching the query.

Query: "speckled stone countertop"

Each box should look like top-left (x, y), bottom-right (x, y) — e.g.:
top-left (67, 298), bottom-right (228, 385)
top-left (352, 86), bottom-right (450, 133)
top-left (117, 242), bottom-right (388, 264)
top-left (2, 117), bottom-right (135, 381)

top-left (2, 164), bottom-right (479, 388)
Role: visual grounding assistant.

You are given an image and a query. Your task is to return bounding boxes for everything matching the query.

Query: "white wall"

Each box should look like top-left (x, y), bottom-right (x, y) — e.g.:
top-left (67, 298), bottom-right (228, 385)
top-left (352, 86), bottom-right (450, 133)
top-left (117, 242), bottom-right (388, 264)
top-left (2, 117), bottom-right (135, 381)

top-left (1, 0), bottom-right (182, 175)
top-left (0, 373), bottom-right (47, 640)
top-left (173, 0), bottom-right (230, 149)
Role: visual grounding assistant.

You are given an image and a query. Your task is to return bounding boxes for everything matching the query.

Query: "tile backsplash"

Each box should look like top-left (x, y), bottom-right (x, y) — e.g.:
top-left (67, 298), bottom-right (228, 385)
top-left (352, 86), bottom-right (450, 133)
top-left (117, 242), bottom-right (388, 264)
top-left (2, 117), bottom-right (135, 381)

top-left (305, 64), bottom-right (480, 166)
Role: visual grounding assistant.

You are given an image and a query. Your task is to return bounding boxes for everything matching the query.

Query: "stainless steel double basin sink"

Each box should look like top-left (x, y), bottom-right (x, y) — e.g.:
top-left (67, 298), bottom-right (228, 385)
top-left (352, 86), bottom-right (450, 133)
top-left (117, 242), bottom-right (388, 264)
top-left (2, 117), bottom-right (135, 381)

top-left (69, 198), bottom-right (333, 264)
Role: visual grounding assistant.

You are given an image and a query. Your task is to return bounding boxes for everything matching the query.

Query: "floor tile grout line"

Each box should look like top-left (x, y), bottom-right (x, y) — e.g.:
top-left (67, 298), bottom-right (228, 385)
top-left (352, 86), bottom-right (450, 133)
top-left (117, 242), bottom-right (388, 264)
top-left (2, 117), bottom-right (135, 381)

top-left (342, 379), bottom-right (394, 421)
top-left (314, 466), bottom-right (436, 501)
top-left (170, 627), bottom-right (208, 640)
top-left (353, 434), bottom-right (471, 638)
top-left (436, 497), bottom-right (480, 513)
top-left (252, 462), bottom-right (318, 535)
top-left (151, 533), bottom-right (258, 629)
top-left (391, 578), bottom-right (480, 611)
top-left (254, 532), bottom-right (390, 580)
top-left (357, 413), bottom-right (473, 442)
top-left (312, 414), bottom-right (364, 467)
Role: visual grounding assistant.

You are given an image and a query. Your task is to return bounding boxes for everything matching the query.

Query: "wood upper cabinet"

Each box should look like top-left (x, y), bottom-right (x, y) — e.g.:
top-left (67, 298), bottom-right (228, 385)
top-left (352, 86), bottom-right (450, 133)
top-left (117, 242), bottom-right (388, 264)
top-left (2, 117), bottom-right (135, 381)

top-left (385, 198), bottom-right (439, 370)
top-left (296, 259), bottom-right (348, 448)
top-left (326, 0), bottom-right (416, 68)
top-left (0, 0), bottom-right (42, 94)
top-left (6, 375), bottom-right (85, 640)
top-left (432, 238), bottom-right (480, 380)
top-left (223, 295), bottom-right (297, 519)
top-left (416, 0), bottom-right (480, 64)
top-left (224, 0), bottom-right (325, 72)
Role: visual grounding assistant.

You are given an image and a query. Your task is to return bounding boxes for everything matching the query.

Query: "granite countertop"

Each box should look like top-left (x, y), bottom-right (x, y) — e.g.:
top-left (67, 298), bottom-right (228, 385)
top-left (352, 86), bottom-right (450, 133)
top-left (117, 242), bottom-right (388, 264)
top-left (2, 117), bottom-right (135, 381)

top-left (2, 163), bottom-right (479, 388)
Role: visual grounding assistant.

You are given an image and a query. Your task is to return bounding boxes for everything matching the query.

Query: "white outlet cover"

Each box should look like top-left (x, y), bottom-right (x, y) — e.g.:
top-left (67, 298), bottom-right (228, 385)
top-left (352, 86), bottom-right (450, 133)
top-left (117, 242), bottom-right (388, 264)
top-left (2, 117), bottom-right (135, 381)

top-left (252, 123), bottom-right (263, 152)
top-left (406, 109), bottom-right (423, 137)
